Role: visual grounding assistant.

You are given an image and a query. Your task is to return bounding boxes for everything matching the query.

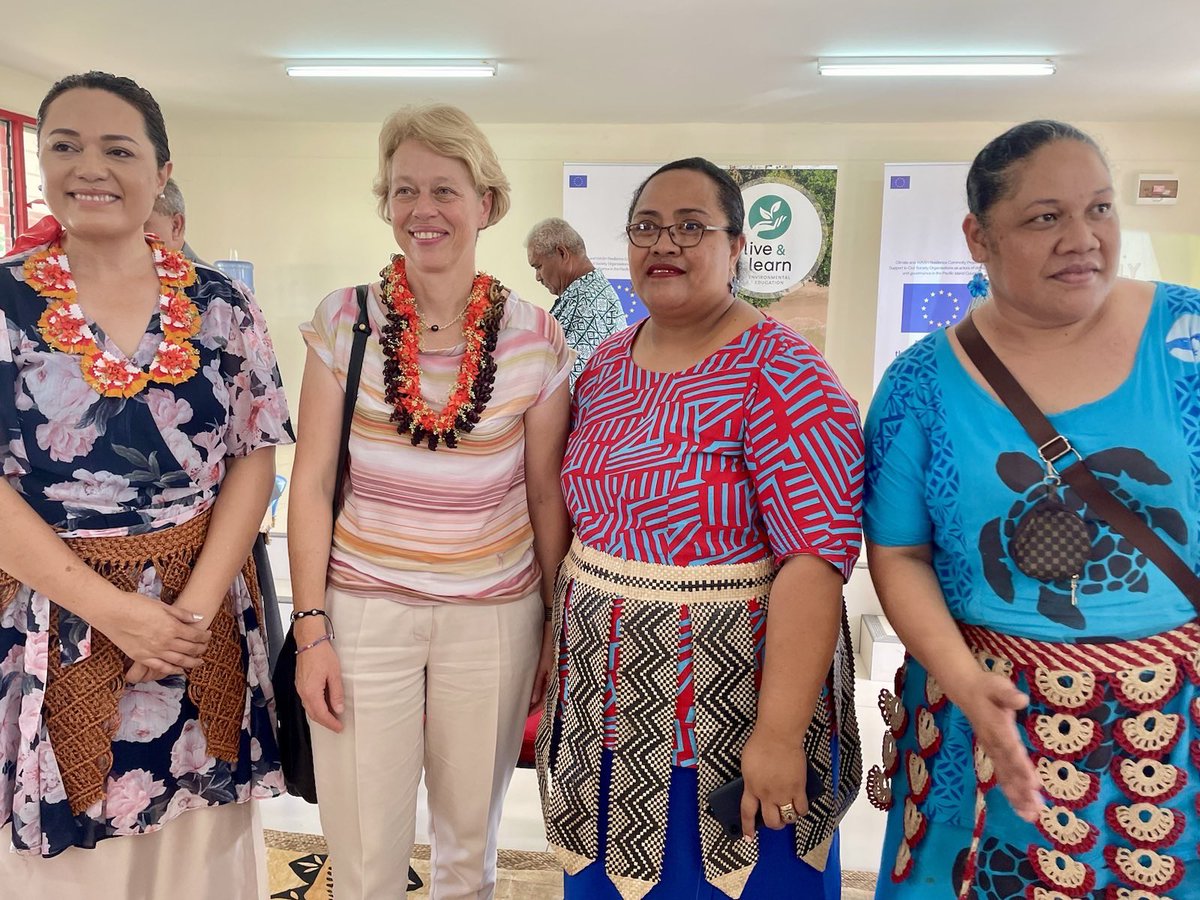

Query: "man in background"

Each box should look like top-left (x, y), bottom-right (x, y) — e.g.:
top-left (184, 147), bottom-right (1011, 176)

top-left (144, 178), bottom-right (202, 262)
top-left (525, 217), bottom-right (626, 387)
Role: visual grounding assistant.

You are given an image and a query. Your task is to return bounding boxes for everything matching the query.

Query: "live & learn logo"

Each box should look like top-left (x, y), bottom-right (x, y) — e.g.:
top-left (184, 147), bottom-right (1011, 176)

top-left (739, 180), bottom-right (825, 299)
top-left (748, 196), bottom-right (791, 241)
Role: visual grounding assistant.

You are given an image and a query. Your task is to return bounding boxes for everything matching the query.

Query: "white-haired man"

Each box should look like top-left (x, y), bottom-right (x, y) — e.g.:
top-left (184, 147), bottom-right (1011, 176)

top-left (526, 217), bottom-right (625, 387)
top-left (144, 177), bottom-right (201, 262)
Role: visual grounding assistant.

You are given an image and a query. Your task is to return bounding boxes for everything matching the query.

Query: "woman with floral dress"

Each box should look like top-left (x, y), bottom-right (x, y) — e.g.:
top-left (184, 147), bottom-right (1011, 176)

top-left (0, 72), bottom-right (292, 898)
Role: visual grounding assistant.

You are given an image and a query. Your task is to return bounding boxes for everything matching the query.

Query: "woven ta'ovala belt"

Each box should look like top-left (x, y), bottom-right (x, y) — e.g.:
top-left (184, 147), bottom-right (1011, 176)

top-left (0, 509), bottom-right (259, 814)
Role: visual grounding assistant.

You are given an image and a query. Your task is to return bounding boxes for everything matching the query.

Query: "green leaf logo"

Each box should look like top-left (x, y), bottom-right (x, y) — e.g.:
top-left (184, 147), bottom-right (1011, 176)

top-left (747, 195), bottom-right (792, 240)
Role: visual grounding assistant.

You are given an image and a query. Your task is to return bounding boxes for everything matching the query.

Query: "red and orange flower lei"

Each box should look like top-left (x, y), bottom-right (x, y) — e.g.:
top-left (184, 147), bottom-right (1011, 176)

top-left (379, 255), bottom-right (504, 450)
top-left (25, 240), bottom-right (200, 398)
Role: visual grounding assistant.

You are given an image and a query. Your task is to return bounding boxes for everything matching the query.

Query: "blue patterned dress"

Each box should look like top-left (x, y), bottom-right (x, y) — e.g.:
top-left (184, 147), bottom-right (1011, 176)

top-left (864, 284), bottom-right (1200, 898)
top-left (0, 241), bottom-right (294, 857)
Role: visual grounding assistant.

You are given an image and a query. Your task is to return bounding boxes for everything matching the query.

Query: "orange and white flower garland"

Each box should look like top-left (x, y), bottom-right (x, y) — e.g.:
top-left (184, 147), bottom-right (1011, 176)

top-left (379, 255), bottom-right (502, 450)
top-left (26, 240), bottom-right (200, 398)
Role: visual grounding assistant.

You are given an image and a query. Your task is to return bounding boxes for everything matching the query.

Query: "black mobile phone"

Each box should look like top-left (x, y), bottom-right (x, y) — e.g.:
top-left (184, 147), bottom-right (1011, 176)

top-left (705, 764), bottom-right (824, 840)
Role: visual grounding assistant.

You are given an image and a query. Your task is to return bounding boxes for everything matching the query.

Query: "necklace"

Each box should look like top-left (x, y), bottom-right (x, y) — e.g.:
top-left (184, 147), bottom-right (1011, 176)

top-left (26, 239), bottom-right (200, 398)
top-left (378, 255), bottom-right (505, 450)
top-left (418, 302), bottom-right (470, 333)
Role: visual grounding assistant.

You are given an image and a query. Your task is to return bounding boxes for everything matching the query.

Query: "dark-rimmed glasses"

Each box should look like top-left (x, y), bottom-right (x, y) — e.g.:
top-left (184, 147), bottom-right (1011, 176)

top-left (625, 220), bottom-right (737, 248)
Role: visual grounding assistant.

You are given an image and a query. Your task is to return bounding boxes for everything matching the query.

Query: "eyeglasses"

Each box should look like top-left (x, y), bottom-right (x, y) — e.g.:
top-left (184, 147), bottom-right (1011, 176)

top-left (625, 220), bottom-right (737, 248)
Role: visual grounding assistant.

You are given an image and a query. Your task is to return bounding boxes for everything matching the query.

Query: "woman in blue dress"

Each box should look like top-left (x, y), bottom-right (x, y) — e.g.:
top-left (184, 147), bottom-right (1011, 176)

top-left (0, 72), bottom-right (292, 897)
top-left (865, 121), bottom-right (1200, 898)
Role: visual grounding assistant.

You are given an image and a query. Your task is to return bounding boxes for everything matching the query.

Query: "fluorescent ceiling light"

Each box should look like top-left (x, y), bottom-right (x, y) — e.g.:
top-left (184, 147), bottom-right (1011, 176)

top-left (286, 60), bottom-right (496, 78)
top-left (817, 56), bottom-right (1055, 77)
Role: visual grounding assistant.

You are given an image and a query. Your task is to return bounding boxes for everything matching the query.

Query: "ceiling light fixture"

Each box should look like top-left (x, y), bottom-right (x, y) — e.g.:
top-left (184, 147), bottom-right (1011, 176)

top-left (285, 60), bottom-right (496, 78)
top-left (817, 56), bottom-right (1055, 77)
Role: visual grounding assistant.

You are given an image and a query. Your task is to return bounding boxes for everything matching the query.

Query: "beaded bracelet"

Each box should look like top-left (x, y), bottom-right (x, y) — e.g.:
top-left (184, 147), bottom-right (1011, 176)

top-left (291, 608), bottom-right (330, 624)
top-left (543, 604), bottom-right (554, 622)
top-left (296, 633), bottom-right (334, 655)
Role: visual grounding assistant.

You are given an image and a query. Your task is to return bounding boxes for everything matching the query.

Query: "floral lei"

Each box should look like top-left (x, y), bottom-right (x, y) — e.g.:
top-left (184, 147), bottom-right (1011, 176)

top-left (379, 255), bottom-right (504, 450)
top-left (25, 239), bottom-right (200, 398)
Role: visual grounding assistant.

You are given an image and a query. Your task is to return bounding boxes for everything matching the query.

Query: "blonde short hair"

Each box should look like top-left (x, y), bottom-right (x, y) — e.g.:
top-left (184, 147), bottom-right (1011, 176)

top-left (372, 104), bottom-right (510, 228)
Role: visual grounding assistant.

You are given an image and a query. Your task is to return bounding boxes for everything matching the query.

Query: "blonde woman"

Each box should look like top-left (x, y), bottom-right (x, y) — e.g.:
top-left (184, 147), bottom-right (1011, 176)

top-left (289, 105), bottom-right (572, 899)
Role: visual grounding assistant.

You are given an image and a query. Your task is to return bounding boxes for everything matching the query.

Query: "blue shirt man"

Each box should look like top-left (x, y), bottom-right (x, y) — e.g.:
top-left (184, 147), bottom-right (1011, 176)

top-left (526, 217), bottom-right (626, 387)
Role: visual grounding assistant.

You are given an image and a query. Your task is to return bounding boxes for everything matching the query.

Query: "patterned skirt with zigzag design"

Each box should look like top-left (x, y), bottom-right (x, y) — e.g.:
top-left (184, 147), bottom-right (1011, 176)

top-left (869, 621), bottom-right (1200, 899)
top-left (535, 539), bottom-right (861, 900)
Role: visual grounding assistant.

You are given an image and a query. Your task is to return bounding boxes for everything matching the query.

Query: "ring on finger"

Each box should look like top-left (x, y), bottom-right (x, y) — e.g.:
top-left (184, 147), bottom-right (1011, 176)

top-left (779, 802), bottom-right (798, 823)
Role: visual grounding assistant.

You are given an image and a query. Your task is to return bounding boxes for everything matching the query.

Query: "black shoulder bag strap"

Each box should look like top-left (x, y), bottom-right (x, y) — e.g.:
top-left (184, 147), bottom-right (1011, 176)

top-left (957, 312), bottom-right (1200, 614)
top-left (333, 284), bottom-right (371, 520)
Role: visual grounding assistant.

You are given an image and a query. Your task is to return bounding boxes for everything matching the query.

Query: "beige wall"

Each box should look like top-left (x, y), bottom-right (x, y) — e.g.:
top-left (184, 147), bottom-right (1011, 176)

top-left (161, 118), bottom-right (1200, 418)
top-left (5, 63), bottom-right (1199, 497)
top-left (0, 64), bottom-right (45, 115)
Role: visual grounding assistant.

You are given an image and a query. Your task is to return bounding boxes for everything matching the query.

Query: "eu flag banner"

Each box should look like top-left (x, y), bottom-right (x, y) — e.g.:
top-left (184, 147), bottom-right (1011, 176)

top-left (900, 283), bottom-right (969, 333)
top-left (568, 174), bottom-right (588, 188)
top-left (609, 278), bottom-right (646, 326)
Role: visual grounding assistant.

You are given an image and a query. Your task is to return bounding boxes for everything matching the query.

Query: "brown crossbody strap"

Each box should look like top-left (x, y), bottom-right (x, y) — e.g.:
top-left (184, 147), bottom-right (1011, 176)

top-left (957, 313), bottom-right (1200, 613)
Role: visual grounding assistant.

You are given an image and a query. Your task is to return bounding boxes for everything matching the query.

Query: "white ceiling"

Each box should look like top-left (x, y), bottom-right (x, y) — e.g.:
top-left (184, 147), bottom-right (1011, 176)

top-left (2, 1), bottom-right (1198, 124)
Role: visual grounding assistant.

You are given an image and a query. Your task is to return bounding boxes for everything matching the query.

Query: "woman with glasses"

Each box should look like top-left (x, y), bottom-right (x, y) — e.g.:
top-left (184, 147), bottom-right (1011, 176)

top-left (537, 157), bottom-right (864, 900)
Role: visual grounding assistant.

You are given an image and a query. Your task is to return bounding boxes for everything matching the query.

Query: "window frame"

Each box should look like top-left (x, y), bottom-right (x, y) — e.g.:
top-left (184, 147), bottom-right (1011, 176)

top-left (1, 105), bottom-right (37, 244)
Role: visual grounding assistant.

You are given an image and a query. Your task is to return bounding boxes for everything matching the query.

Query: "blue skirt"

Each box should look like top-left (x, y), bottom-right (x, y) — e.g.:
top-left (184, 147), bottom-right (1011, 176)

top-left (564, 749), bottom-right (841, 899)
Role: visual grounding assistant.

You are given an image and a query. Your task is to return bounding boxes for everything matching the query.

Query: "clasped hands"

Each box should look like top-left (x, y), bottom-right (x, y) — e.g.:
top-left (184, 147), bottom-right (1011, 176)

top-left (87, 587), bottom-right (212, 684)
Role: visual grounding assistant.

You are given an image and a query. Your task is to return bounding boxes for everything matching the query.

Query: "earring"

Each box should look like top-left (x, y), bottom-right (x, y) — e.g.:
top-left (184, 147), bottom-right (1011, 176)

top-left (967, 268), bottom-right (989, 311)
top-left (158, 192), bottom-right (166, 199)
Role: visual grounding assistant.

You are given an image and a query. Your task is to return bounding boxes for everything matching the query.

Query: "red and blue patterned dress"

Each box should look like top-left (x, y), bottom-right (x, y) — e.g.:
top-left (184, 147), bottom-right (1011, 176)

top-left (544, 317), bottom-right (864, 900)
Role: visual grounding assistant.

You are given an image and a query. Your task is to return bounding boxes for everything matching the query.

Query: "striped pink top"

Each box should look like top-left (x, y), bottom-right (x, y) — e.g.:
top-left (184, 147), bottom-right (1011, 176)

top-left (301, 281), bottom-right (572, 604)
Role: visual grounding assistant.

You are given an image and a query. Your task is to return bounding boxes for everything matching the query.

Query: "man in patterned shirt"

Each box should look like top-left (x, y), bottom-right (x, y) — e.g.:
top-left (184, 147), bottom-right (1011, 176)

top-left (526, 217), bottom-right (626, 386)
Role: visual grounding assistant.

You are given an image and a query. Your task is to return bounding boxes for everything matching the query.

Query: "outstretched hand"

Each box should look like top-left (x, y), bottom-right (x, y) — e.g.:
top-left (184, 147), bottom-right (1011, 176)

top-left (957, 670), bottom-right (1043, 821)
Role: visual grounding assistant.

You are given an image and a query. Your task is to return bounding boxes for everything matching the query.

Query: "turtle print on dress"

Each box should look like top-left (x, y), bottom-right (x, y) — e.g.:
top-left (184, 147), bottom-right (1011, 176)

top-left (977, 449), bottom-right (1188, 630)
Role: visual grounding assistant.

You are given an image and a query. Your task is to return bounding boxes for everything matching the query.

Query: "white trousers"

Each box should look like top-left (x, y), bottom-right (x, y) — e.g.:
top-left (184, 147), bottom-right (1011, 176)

top-left (310, 588), bottom-right (542, 900)
top-left (0, 800), bottom-right (267, 900)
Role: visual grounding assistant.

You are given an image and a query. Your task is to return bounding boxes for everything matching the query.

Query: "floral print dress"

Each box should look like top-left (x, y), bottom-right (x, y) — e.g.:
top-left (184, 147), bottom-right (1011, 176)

top-left (0, 239), bottom-right (294, 857)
